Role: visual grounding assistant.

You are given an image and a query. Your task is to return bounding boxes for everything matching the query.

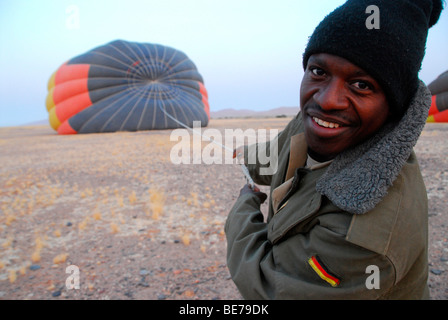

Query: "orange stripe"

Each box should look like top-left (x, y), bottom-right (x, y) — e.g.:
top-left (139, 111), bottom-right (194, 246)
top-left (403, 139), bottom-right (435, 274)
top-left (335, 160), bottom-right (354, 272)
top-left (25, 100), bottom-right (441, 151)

top-left (308, 256), bottom-right (340, 287)
top-left (428, 95), bottom-right (439, 115)
top-left (55, 63), bottom-right (90, 86)
top-left (432, 109), bottom-right (448, 122)
top-left (57, 120), bottom-right (78, 135)
top-left (198, 82), bottom-right (210, 119)
top-left (55, 92), bottom-right (92, 125)
top-left (198, 81), bottom-right (208, 98)
top-left (202, 97), bottom-right (210, 119)
top-left (52, 78), bottom-right (89, 105)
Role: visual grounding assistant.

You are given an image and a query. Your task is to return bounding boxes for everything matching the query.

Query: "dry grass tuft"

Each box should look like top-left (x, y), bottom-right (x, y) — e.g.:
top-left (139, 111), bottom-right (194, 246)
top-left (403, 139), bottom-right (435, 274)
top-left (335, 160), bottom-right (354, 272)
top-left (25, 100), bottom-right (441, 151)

top-left (110, 222), bottom-right (120, 234)
top-left (9, 269), bottom-right (17, 283)
top-left (148, 188), bottom-right (165, 220)
top-left (78, 217), bottom-right (89, 231)
top-left (92, 211), bottom-right (102, 220)
top-left (128, 191), bottom-right (137, 204)
top-left (53, 253), bottom-right (68, 264)
top-left (31, 250), bottom-right (41, 263)
top-left (181, 232), bottom-right (191, 246)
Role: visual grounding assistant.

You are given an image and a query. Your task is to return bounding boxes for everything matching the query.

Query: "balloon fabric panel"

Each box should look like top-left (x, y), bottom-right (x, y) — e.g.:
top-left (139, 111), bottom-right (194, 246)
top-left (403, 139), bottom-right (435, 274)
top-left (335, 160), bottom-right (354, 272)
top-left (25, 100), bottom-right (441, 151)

top-left (428, 70), bottom-right (448, 96)
top-left (435, 92), bottom-right (448, 113)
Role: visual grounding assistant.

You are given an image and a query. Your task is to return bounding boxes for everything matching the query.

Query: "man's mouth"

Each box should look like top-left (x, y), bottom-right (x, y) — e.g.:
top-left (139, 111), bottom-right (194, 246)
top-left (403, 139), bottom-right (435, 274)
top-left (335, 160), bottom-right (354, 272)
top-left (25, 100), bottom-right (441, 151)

top-left (312, 116), bottom-right (341, 129)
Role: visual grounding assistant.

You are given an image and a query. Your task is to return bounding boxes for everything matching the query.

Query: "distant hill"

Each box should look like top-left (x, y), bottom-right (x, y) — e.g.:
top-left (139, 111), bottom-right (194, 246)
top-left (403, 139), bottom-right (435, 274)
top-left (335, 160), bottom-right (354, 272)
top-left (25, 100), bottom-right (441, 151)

top-left (24, 119), bottom-right (48, 126)
top-left (210, 106), bottom-right (300, 119)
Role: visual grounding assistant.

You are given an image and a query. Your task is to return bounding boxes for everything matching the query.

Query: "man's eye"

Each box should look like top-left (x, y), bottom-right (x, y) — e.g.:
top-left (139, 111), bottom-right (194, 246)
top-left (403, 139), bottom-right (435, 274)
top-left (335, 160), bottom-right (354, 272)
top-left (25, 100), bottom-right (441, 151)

top-left (310, 67), bottom-right (325, 76)
top-left (352, 81), bottom-right (371, 90)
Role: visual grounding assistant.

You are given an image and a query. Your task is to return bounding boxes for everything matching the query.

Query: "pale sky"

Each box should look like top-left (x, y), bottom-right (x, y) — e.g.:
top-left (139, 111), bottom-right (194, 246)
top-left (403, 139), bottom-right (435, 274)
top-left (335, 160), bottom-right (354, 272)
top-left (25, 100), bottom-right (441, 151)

top-left (0, 0), bottom-right (447, 127)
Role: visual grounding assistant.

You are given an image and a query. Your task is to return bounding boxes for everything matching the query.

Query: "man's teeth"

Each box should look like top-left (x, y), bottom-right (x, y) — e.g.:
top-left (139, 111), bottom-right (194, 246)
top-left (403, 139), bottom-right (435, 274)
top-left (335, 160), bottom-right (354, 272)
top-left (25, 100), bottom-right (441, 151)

top-left (313, 117), bottom-right (340, 128)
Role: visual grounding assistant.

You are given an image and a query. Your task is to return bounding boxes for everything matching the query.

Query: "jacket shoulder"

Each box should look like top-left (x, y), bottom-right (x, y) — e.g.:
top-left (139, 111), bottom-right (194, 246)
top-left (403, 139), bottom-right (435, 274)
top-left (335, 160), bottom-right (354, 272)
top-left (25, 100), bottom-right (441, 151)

top-left (345, 152), bottom-right (428, 279)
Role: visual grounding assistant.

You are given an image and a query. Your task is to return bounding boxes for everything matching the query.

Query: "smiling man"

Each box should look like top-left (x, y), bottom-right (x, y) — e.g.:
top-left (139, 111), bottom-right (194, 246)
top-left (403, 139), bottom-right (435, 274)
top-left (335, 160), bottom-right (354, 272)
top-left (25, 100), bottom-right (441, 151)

top-left (225, 0), bottom-right (443, 299)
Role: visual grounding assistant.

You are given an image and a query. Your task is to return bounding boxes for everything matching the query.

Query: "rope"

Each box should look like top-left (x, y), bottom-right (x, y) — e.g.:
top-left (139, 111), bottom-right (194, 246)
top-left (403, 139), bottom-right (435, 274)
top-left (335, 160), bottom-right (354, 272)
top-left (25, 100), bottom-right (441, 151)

top-left (158, 105), bottom-right (255, 188)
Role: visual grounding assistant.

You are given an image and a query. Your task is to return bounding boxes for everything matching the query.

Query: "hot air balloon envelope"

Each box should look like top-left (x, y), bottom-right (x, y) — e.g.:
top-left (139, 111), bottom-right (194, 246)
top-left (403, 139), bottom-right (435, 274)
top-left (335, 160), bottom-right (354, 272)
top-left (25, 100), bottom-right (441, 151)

top-left (46, 40), bottom-right (210, 134)
top-left (427, 70), bottom-right (448, 123)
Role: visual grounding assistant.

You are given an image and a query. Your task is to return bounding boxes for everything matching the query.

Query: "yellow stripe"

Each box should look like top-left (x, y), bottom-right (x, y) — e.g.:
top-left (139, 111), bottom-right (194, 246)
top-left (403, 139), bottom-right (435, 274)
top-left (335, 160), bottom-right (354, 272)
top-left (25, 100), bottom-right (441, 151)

top-left (46, 88), bottom-right (55, 112)
top-left (308, 258), bottom-right (338, 287)
top-left (49, 107), bottom-right (61, 131)
top-left (426, 115), bottom-right (435, 122)
top-left (47, 71), bottom-right (56, 91)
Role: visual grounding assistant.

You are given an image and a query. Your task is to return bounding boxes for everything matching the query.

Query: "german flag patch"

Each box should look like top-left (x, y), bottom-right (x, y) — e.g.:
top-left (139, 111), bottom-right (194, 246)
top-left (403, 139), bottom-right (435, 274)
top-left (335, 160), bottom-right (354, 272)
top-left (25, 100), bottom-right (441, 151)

top-left (308, 255), bottom-right (341, 287)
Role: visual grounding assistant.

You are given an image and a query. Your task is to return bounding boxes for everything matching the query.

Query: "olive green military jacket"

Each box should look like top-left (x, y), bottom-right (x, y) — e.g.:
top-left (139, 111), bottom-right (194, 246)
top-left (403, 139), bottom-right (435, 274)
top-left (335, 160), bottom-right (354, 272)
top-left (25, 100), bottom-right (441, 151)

top-left (225, 82), bottom-right (432, 299)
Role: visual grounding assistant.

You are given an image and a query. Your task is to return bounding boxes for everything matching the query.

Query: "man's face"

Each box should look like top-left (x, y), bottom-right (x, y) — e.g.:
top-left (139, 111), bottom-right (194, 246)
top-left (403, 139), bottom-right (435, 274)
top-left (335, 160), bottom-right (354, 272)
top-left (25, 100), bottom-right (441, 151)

top-left (300, 53), bottom-right (390, 161)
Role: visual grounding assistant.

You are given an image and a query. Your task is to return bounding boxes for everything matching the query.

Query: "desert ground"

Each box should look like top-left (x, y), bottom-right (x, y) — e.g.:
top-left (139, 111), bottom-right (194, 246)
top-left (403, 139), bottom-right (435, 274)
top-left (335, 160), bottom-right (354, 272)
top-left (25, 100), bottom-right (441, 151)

top-left (0, 117), bottom-right (446, 300)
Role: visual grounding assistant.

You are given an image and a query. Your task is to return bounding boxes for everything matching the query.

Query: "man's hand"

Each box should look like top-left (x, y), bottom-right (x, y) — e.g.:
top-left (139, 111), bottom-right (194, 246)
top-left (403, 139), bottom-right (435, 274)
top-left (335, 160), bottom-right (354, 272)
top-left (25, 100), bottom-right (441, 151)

top-left (239, 184), bottom-right (268, 204)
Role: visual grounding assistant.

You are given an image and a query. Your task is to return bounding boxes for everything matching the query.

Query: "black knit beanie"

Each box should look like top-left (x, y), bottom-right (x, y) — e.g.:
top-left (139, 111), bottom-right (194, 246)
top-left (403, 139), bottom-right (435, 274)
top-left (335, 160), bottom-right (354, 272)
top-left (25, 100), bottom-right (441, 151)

top-left (303, 0), bottom-right (444, 120)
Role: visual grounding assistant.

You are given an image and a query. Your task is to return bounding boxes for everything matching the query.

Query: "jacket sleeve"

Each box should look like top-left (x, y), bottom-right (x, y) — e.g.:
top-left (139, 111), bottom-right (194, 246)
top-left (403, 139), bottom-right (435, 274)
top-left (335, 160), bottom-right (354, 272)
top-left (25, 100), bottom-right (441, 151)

top-left (225, 194), bottom-right (397, 299)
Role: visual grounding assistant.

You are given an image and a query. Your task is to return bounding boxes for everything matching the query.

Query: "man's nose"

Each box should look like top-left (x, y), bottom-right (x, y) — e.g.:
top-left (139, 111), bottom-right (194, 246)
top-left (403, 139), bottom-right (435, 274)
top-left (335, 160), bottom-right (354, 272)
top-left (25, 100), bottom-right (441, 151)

top-left (313, 79), bottom-right (349, 111)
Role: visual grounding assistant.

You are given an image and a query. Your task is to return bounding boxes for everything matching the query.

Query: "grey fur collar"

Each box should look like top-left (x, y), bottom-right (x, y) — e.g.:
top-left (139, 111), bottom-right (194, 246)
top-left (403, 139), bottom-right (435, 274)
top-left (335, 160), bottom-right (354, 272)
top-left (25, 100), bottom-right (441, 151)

top-left (315, 81), bottom-right (431, 214)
